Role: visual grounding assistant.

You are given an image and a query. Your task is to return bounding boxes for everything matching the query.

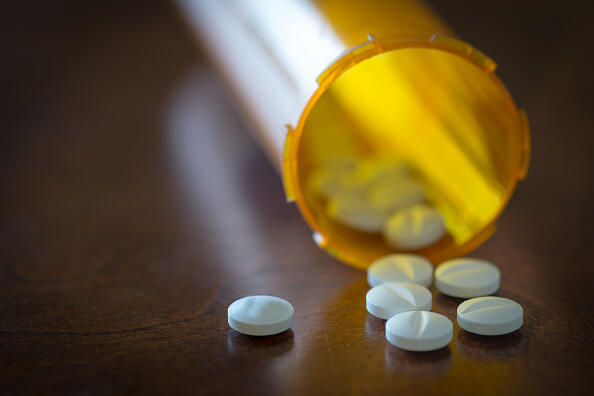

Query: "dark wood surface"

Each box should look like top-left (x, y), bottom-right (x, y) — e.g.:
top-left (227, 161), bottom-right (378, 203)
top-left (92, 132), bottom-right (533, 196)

top-left (2, 1), bottom-right (593, 395)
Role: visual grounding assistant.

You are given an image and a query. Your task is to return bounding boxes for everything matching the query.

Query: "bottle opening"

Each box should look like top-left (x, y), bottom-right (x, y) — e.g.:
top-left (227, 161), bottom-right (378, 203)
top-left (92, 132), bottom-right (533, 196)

top-left (289, 44), bottom-right (528, 268)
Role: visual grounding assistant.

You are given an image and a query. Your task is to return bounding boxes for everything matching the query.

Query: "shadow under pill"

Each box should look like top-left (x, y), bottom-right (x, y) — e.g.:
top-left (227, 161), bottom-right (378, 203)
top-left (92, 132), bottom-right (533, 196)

top-left (384, 344), bottom-right (452, 376)
top-left (226, 329), bottom-right (295, 356)
top-left (456, 329), bottom-right (524, 361)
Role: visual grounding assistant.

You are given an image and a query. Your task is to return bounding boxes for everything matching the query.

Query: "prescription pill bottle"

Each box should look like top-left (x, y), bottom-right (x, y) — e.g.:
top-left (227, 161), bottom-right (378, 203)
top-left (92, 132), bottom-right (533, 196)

top-left (177, 0), bottom-right (530, 269)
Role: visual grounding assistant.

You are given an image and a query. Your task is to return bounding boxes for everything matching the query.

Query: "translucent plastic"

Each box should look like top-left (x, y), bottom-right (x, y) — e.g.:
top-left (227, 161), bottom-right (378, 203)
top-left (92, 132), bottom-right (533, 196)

top-left (177, 0), bottom-right (530, 269)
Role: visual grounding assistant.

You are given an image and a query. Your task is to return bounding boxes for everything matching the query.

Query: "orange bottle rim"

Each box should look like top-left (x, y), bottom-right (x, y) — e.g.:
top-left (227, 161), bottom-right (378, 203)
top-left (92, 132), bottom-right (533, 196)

top-left (282, 33), bottom-right (531, 269)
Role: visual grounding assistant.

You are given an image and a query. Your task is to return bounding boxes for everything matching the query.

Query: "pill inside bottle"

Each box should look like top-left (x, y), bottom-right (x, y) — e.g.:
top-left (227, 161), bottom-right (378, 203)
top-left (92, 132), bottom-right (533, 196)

top-left (306, 155), bottom-right (449, 256)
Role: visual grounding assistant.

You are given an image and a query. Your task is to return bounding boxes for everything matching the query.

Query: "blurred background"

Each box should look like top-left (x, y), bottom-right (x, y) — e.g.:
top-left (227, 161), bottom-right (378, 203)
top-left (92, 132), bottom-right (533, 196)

top-left (3, 0), bottom-right (594, 220)
top-left (1, 0), bottom-right (593, 394)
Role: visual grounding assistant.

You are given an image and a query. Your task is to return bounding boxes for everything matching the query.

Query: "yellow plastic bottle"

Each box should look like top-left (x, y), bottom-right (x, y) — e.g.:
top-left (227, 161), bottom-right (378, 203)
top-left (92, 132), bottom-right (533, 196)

top-left (177, 0), bottom-right (531, 269)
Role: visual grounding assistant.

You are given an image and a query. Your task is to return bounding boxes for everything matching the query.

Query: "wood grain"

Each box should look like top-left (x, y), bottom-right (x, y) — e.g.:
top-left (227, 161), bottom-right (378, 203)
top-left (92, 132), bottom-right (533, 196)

top-left (1, 0), bottom-right (593, 394)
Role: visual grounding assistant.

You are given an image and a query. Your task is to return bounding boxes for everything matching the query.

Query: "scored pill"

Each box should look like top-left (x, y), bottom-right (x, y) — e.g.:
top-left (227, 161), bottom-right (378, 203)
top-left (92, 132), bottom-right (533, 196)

top-left (457, 296), bottom-right (523, 335)
top-left (383, 204), bottom-right (446, 250)
top-left (227, 295), bottom-right (294, 336)
top-left (386, 311), bottom-right (453, 351)
top-left (435, 257), bottom-right (500, 298)
top-left (367, 254), bottom-right (433, 287)
top-left (366, 282), bottom-right (432, 319)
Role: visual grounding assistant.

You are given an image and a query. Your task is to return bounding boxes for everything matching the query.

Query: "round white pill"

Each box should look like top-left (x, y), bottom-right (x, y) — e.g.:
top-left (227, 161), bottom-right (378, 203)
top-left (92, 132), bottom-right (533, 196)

top-left (383, 204), bottom-right (446, 250)
top-left (367, 254), bottom-right (433, 287)
top-left (386, 311), bottom-right (453, 351)
top-left (434, 257), bottom-right (500, 298)
top-left (327, 196), bottom-right (387, 233)
top-left (457, 296), bottom-right (523, 335)
top-left (227, 295), bottom-right (294, 336)
top-left (366, 282), bottom-right (432, 320)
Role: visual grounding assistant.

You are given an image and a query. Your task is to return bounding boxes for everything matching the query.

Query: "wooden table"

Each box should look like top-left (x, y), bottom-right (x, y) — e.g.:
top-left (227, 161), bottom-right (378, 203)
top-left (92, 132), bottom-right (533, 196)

top-left (2, 1), bottom-right (593, 394)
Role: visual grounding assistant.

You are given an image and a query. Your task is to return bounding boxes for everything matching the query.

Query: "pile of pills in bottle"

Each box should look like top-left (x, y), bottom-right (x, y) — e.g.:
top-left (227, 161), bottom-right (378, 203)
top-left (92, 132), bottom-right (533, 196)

top-left (307, 156), bottom-right (446, 250)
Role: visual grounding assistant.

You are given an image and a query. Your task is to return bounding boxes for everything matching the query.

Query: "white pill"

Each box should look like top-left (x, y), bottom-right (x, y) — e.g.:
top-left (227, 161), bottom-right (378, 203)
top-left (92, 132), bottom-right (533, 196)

top-left (307, 169), bottom-right (358, 200)
top-left (368, 178), bottom-right (426, 214)
top-left (366, 282), bottom-right (432, 319)
top-left (434, 257), bottom-right (500, 298)
top-left (457, 296), bottom-right (523, 335)
top-left (386, 311), bottom-right (453, 351)
top-left (227, 295), bottom-right (293, 336)
top-left (383, 204), bottom-right (446, 250)
top-left (327, 196), bottom-right (387, 233)
top-left (367, 254), bottom-right (433, 287)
